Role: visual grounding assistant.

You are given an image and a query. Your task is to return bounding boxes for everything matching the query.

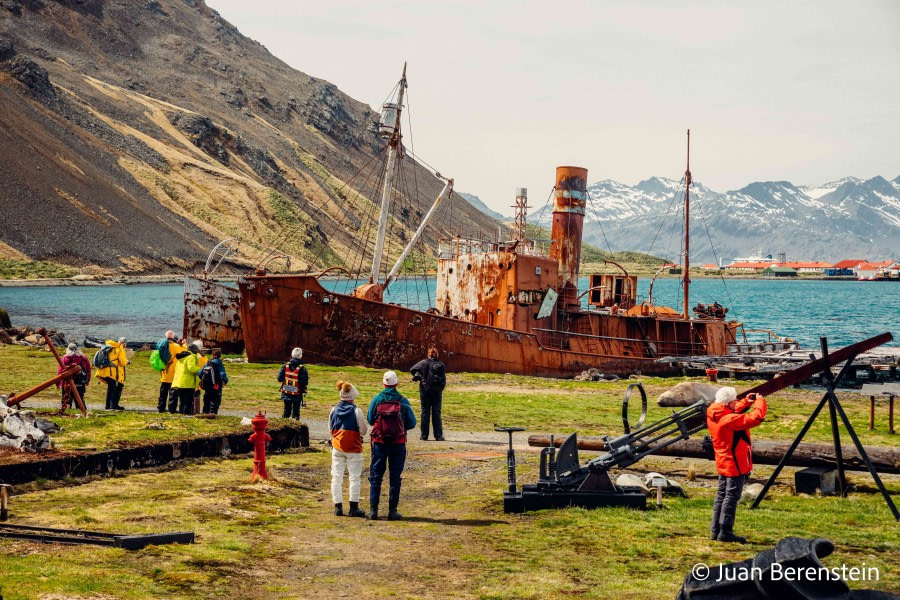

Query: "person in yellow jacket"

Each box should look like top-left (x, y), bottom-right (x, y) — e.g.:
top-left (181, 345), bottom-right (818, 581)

top-left (158, 331), bottom-right (186, 414)
top-left (96, 337), bottom-right (129, 411)
top-left (171, 341), bottom-right (203, 415)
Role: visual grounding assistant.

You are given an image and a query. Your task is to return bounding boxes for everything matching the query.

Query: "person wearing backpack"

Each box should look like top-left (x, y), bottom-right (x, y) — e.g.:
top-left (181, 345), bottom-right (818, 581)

top-left (171, 341), bottom-right (203, 415)
top-left (366, 371), bottom-right (416, 521)
top-left (156, 330), bottom-right (184, 413)
top-left (200, 348), bottom-right (228, 415)
top-left (410, 347), bottom-right (447, 441)
top-left (58, 343), bottom-right (91, 410)
top-left (277, 347), bottom-right (308, 420)
top-left (330, 380), bottom-right (368, 518)
top-left (94, 337), bottom-right (128, 410)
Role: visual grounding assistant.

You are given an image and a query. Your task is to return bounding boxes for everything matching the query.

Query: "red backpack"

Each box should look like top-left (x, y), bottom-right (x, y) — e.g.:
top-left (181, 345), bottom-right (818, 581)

top-left (371, 400), bottom-right (406, 444)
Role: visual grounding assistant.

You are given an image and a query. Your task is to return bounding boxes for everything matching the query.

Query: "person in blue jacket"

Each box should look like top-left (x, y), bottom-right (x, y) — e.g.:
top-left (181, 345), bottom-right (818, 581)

top-left (366, 370), bottom-right (416, 521)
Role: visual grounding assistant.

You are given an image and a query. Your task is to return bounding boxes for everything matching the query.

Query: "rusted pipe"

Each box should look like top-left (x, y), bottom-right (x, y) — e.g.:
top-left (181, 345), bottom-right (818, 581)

top-left (549, 166), bottom-right (587, 309)
top-left (7, 366), bottom-right (82, 407)
top-left (38, 328), bottom-right (86, 416)
top-left (527, 435), bottom-right (900, 474)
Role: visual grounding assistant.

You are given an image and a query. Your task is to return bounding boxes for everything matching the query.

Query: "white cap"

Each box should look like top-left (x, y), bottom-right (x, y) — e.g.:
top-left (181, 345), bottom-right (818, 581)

top-left (191, 340), bottom-right (203, 352)
top-left (118, 337), bottom-right (127, 344)
top-left (291, 347), bottom-right (303, 359)
top-left (165, 330), bottom-right (175, 339)
top-left (714, 386), bottom-right (737, 404)
top-left (382, 371), bottom-right (399, 386)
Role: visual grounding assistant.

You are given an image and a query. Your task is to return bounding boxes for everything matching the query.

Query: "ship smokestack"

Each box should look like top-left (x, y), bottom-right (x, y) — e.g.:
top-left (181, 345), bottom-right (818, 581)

top-left (550, 166), bottom-right (587, 309)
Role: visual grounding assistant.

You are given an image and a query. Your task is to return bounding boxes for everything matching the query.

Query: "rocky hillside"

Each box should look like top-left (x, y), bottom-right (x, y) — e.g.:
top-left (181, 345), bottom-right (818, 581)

top-left (531, 175), bottom-right (900, 263)
top-left (0, 0), bottom-right (497, 275)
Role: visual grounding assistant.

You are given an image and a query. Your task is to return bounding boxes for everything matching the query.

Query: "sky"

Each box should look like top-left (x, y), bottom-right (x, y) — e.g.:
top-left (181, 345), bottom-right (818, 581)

top-left (207, 0), bottom-right (900, 215)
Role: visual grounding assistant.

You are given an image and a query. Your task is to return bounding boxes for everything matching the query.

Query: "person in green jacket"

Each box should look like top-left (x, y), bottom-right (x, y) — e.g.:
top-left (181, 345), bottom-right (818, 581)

top-left (171, 341), bottom-right (203, 415)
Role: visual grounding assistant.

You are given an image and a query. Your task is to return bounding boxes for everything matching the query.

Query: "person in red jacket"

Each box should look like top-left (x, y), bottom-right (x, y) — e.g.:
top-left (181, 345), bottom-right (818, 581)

top-left (706, 386), bottom-right (767, 543)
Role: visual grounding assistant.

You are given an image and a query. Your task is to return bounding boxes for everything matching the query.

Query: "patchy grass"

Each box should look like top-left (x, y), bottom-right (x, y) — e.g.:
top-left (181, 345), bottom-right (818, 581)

top-left (0, 442), bottom-right (896, 599)
top-left (2, 345), bottom-right (897, 448)
top-left (0, 259), bottom-right (79, 280)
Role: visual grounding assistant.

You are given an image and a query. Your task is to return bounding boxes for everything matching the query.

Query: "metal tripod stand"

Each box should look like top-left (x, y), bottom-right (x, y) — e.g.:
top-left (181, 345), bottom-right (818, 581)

top-left (750, 337), bottom-right (899, 521)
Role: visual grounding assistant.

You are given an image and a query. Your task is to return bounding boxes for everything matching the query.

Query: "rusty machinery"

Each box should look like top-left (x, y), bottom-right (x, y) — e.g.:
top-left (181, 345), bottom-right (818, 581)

top-left (5, 328), bottom-right (86, 416)
top-left (500, 333), bottom-right (897, 516)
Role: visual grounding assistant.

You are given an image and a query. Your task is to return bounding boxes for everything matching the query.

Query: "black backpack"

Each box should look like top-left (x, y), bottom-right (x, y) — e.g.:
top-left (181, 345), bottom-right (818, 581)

top-left (92, 345), bottom-right (114, 369)
top-left (425, 360), bottom-right (447, 391)
top-left (200, 364), bottom-right (219, 392)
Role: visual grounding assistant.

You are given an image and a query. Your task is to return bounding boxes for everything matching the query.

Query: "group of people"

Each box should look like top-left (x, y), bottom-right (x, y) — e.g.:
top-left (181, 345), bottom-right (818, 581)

top-left (327, 347), bottom-right (448, 520)
top-left (155, 331), bottom-right (229, 416)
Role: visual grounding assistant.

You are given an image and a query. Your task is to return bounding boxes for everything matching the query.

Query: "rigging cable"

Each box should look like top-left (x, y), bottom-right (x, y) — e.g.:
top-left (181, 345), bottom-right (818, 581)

top-left (692, 186), bottom-right (740, 322)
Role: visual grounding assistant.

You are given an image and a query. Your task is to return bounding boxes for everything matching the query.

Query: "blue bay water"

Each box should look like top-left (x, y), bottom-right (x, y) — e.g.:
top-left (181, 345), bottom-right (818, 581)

top-left (0, 277), bottom-right (896, 348)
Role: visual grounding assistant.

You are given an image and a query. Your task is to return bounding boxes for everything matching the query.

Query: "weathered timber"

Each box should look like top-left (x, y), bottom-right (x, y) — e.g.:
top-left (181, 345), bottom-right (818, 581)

top-left (527, 435), bottom-right (900, 474)
top-left (0, 425), bottom-right (308, 485)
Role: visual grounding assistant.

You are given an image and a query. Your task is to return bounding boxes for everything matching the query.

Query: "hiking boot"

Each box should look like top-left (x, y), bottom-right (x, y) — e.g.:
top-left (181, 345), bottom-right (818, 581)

top-left (348, 502), bottom-right (366, 518)
top-left (717, 530), bottom-right (747, 544)
top-left (367, 509), bottom-right (379, 521)
top-left (435, 436), bottom-right (445, 441)
top-left (710, 529), bottom-right (720, 541)
top-left (387, 510), bottom-right (403, 521)
top-left (334, 503), bottom-right (344, 517)
top-left (420, 436), bottom-right (428, 441)
top-left (111, 405), bottom-right (125, 411)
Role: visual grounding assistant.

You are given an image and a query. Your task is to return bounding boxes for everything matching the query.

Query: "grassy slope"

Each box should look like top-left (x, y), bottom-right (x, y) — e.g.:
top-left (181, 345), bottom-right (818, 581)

top-left (0, 259), bottom-right (79, 279)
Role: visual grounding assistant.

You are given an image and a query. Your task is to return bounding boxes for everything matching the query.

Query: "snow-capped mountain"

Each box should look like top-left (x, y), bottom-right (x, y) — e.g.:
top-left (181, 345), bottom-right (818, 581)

top-left (529, 175), bottom-right (900, 263)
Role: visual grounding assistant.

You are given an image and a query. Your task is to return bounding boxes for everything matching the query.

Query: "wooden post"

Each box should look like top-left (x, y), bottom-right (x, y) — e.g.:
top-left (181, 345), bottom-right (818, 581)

top-left (890, 395), bottom-right (895, 434)
top-left (870, 395), bottom-right (876, 431)
top-left (0, 484), bottom-right (10, 521)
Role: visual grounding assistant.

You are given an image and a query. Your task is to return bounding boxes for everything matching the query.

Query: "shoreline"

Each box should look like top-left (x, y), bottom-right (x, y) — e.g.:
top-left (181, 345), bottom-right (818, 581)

top-left (0, 273), bottom-right (863, 288)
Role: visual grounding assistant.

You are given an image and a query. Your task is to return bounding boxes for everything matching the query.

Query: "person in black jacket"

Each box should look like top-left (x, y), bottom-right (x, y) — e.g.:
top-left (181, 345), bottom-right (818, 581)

top-left (277, 347), bottom-right (308, 419)
top-left (410, 347), bottom-right (446, 441)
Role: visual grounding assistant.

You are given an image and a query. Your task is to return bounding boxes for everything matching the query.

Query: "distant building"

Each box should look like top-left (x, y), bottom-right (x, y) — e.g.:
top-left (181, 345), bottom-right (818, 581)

top-left (830, 259), bottom-right (866, 275)
top-left (762, 266), bottom-right (798, 277)
top-left (700, 263), bottom-right (721, 270)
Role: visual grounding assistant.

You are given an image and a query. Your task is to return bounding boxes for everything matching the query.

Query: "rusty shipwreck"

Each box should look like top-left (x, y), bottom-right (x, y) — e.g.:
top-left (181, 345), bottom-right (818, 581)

top-left (184, 69), bottom-right (764, 377)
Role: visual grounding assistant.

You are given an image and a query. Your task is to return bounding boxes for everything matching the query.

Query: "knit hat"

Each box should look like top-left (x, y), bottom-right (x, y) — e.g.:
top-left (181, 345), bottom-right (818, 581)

top-left (335, 381), bottom-right (359, 403)
top-left (714, 386), bottom-right (737, 404)
top-left (291, 347), bottom-right (303, 360)
top-left (67, 343), bottom-right (78, 353)
top-left (382, 371), bottom-right (399, 386)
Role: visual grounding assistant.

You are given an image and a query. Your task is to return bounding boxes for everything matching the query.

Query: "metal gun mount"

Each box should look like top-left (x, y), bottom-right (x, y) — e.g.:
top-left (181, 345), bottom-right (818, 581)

top-left (504, 382), bottom-right (709, 513)
top-left (502, 332), bottom-right (895, 515)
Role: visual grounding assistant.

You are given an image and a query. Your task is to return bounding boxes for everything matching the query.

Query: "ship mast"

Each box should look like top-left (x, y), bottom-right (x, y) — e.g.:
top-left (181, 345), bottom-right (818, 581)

top-left (370, 63), bottom-right (407, 284)
top-left (683, 129), bottom-right (691, 319)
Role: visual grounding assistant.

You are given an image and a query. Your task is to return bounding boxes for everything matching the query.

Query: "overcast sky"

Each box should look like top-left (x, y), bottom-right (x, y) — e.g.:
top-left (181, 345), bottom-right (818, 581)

top-left (207, 0), bottom-right (900, 214)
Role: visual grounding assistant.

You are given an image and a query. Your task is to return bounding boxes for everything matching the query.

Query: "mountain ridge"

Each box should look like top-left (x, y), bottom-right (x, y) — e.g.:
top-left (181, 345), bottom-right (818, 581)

top-left (530, 174), bottom-right (900, 263)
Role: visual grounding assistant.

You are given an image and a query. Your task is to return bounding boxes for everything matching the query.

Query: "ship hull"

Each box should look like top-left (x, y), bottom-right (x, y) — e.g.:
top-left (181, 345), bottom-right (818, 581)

top-left (233, 274), bottom-right (734, 377)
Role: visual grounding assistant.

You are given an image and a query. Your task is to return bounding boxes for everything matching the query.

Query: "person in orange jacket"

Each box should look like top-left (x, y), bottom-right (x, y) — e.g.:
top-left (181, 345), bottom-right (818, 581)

top-left (706, 386), bottom-right (767, 543)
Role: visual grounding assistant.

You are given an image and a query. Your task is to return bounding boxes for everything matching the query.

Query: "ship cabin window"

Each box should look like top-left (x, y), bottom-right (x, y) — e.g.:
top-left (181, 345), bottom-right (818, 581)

top-left (449, 268), bottom-right (454, 274)
top-left (535, 266), bottom-right (542, 275)
top-left (467, 264), bottom-right (472, 270)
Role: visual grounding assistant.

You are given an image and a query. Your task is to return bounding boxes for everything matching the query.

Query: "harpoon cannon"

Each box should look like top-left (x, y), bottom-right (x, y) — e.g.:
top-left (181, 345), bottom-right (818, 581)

top-left (501, 332), bottom-right (894, 514)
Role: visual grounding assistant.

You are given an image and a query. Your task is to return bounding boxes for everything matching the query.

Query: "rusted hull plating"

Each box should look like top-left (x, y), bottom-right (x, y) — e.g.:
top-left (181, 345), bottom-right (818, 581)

top-left (237, 275), bottom-right (733, 377)
top-left (183, 275), bottom-right (244, 354)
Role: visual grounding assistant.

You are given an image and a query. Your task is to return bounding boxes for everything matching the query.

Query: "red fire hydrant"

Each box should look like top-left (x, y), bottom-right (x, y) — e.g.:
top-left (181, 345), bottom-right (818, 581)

top-left (248, 410), bottom-right (271, 482)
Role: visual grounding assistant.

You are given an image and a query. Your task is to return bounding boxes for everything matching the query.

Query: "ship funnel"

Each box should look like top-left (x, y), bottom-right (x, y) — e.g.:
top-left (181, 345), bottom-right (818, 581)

top-left (550, 166), bottom-right (587, 309)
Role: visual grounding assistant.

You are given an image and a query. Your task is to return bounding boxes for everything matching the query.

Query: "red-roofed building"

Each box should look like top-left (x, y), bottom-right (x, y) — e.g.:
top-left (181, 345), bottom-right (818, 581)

top-left (700, 263), bottom-right (720, 270)
top-left (831, 259), bottom-right (866, 271)
top-left (856, 260), bottom-right (898, 280)
top-left (724, 261), bottom-right (771, 272)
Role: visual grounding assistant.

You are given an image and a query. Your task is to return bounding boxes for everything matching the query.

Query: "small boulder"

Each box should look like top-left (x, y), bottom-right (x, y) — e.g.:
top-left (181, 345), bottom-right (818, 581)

top-left (741, 483), bottom-right (765, 503)
top-left (616, 473), bottom-right (649, 493)
top-left (643, 472), bottom-right (686, 497)
top-left (0, 307), bottom-right (11, 328)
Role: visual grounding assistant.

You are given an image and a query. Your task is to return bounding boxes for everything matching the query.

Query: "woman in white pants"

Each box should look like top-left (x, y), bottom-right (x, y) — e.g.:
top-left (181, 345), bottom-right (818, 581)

top-left (330, 381), bottom-right (368, 517)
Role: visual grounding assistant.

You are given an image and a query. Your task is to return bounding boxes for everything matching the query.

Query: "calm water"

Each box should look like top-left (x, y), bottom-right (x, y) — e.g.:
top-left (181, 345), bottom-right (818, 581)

top-left (0, 277), bottom-right (896, 348)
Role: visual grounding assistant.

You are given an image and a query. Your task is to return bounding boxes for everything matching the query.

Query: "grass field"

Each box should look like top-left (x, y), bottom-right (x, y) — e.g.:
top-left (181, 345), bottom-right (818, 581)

top-left (1, 344), bottom-right (898, 598)
top-left (1, 344), bottom-right (897, 448)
